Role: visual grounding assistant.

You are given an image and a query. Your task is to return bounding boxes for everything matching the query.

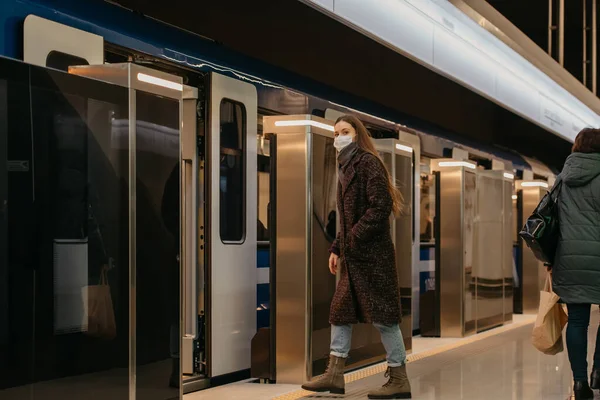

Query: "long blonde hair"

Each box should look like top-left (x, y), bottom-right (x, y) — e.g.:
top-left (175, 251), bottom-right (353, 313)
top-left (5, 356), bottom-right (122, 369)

top-left (335, 114), bottom-right (404, 215)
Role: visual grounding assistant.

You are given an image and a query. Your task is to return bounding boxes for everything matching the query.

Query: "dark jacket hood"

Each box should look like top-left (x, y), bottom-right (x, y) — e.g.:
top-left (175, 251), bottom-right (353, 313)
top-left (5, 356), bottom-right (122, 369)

top-left (561, 152), bottom-right (600, 187)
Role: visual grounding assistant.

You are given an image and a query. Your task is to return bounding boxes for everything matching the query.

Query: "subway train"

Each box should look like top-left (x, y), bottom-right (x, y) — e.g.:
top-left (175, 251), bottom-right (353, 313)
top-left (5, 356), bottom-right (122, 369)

top-left (0, 1), bottom-right (563, 398)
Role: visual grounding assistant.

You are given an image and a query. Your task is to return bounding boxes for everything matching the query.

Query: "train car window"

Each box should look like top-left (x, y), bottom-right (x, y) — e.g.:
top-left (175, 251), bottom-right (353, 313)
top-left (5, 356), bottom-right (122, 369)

top-left (220, 99), bottom-right (246, 243)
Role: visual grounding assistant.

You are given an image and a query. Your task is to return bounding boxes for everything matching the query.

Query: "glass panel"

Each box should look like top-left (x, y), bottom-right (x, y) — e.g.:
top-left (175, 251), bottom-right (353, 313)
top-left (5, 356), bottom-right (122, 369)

top-left (395, 154), bottom-right (413, 351)
top-left (134, 91), bottom-right (180, 398)
top-left (0, 57), bottom-right (131, 399)
top-left (0, 78), bottom-right (7, 385)
top-left (219, 100), bottom-right (246, 242)
top-left (311, 134), bottom-right (344, 375)
top-left (0, 58), bottom-right (33, 398)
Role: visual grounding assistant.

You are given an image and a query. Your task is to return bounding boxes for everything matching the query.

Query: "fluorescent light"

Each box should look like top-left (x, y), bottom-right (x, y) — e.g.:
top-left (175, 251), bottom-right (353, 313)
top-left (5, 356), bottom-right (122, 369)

top-left (137, 73), bottom-right (183, 91)
top-left (512, 194), bottom-right (518, 200)
top-left (274, 120), bottom-right (335, 132)
top-left (395, 143), bottom-right (413, 154)
top-left (438, 161), bottom-right (476, 169)
top-left (503, 172), bottom-right (515, 180)
top-left (521, 181), bottom-right (549, 188)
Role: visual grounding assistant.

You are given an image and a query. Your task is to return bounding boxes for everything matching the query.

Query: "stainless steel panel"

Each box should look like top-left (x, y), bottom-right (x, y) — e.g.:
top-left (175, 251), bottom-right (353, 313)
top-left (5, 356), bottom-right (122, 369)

top-left (462, 170), bottom-right (477, 336)
top-left (521, 186), bottom-right (546, 314)
top-left (474, 173), bottom-right (504, 332)
top-left (274, 132), bottom-right (310, 384)
top-left (438, 168), bottom-right (465, 338)
top-left (503, 180), bottom-right (514, 322)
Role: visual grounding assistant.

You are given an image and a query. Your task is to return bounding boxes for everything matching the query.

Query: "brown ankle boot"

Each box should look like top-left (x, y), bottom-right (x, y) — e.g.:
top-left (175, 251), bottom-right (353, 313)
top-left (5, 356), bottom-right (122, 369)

top-left (301, 355), bottom-right (346, 394)
top-left (367, 365), bottom-right (411, 399)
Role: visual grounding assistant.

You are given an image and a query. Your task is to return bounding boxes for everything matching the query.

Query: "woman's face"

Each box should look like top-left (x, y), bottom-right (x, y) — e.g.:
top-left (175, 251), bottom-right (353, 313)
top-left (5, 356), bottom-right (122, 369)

top-left (334, 121), bottom-right (356, 140)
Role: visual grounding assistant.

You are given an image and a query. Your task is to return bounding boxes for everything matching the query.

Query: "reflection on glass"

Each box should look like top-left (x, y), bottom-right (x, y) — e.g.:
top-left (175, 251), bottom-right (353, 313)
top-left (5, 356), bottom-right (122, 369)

top-left (311, 134), bottom-right (339, 375)
top-left (394, 153), bottom-right (413, 351)
top-left (220, 100), bottom-right (246, 242)
top-left (1, 57), bottom-right (130, 399)
top-left (420, 174), bottom-right (435, 243)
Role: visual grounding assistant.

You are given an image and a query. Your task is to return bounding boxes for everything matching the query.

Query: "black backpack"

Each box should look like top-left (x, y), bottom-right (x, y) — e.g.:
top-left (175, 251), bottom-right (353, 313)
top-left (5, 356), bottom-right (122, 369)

top-left (519, 180), bottom-right (562, 265)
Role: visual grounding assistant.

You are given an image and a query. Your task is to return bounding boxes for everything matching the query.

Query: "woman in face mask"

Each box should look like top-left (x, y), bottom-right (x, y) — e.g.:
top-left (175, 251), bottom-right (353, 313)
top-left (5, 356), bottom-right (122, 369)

top-left (302, 115), bottom-right (410, 399)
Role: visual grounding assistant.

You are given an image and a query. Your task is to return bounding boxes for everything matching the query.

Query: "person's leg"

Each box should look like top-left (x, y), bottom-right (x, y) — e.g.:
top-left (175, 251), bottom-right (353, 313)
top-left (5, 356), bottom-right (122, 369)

top-left (368, 323), bottom-right (411, 399)
top-left (373, 323), bottom-right (407, 367)
top-left (566, 304), bottom-right (591, 382)
top-left (330, 324), bottom-right (353, 359)
top-left (593, 307), bottom-right (600, 371)
top-left (590, 306), bottom-right (600, 389)
top-left (302, 324), bottom-right (351, 394)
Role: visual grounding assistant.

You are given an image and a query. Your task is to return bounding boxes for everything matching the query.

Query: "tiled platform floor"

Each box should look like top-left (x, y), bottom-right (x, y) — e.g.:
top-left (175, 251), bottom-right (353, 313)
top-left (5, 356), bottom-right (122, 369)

top-left (186, 313), bottom-right (598, 400)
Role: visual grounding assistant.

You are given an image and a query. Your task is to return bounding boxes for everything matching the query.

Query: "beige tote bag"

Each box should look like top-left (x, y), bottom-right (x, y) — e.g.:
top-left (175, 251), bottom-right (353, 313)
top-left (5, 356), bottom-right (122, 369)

top-left (531, 273), bottom-right (567, 355)
top-left (82, 266), bottom-right (117, 340)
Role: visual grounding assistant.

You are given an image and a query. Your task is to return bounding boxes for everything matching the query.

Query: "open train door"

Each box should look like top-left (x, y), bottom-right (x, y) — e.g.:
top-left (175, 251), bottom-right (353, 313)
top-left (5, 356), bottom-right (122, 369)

top-left (205, 73), bottom-right (258, 380)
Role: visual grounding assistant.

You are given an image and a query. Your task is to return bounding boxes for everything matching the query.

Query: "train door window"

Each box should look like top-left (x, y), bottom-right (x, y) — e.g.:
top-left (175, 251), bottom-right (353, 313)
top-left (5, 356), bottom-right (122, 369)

top-left (219, 99), bottom-right (246, 242)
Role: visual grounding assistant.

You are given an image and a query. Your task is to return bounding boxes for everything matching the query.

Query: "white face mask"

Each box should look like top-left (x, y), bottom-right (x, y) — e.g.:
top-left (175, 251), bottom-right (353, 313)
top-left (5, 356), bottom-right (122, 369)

top-left (334, 135), bottom-right (353, 151)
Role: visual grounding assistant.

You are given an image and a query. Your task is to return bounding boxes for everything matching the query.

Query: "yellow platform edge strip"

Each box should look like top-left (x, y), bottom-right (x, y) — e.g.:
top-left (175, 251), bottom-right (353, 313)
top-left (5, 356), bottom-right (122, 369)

top-left (272, 316), bottom-right (536, 400)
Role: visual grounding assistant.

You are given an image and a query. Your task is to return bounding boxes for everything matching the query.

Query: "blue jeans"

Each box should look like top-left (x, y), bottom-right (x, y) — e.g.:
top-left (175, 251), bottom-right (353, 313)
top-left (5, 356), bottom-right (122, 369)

top-left (330, 323), bottom-right (407, 367)
top-left (566, 304), bottom-right (600, 381)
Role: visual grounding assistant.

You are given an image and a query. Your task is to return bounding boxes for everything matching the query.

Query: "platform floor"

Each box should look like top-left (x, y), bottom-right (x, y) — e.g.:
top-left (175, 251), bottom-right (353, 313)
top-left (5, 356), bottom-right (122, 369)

top-left (186, 313), bottom-right (600, 400)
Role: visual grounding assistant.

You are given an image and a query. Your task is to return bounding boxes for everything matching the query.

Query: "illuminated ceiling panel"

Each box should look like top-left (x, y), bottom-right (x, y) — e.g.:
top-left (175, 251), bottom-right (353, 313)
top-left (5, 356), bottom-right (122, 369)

top-left (301, 0), bottom-right (600, 142)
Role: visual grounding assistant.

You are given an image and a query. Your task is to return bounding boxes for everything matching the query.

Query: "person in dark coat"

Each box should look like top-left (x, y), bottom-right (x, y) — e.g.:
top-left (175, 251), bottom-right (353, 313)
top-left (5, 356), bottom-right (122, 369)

top-left (552, 128), bottom-right (600, 400)
top-left (302, 115), bottom-right (411, 399)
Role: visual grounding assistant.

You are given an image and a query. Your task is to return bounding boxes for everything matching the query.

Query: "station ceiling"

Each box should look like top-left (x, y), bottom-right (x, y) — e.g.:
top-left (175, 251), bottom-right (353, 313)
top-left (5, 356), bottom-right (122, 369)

top-left (110, 0), bottom-right (573, 169)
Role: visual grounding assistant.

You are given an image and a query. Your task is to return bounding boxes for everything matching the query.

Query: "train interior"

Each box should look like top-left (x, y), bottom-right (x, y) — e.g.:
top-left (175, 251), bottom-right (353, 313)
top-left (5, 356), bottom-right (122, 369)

top-left (0, 15), bottom-right (557, 399)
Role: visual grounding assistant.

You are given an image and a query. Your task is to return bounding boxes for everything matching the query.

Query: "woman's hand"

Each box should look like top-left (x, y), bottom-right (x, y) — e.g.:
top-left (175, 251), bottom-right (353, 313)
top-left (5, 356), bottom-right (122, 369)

top-left (329, 253), bottom-right (339, 275)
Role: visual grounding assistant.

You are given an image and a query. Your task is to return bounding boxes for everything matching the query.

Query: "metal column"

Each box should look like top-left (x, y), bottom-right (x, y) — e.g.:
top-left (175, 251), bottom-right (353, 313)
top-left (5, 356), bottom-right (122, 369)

top-left (549, 0), bottom-right (565, 65)
top-left (584, 0), bottom-right (597, 93)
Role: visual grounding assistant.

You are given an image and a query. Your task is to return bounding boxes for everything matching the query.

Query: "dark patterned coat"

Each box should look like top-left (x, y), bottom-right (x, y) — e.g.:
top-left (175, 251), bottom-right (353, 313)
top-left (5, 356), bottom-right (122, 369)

top-left (329, 149), bottom-right (401, 326)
